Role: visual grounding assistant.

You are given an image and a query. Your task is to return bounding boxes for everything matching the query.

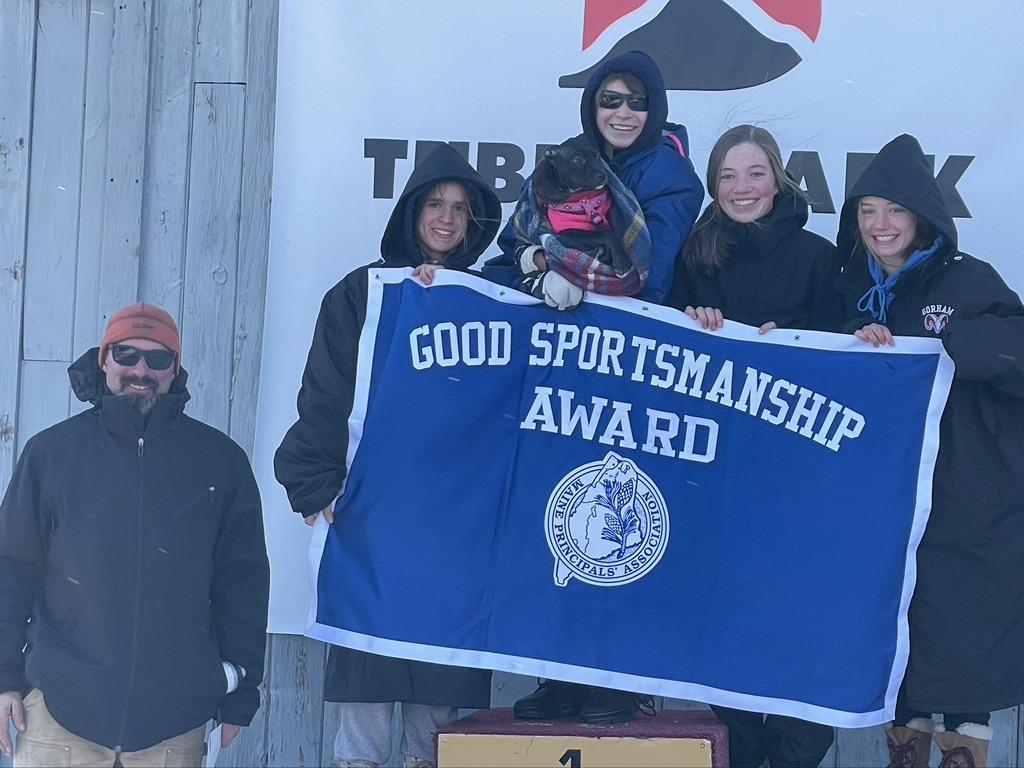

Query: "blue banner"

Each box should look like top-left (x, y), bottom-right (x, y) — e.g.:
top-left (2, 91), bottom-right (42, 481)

top-left (305, 269), bottom-right (953, 728)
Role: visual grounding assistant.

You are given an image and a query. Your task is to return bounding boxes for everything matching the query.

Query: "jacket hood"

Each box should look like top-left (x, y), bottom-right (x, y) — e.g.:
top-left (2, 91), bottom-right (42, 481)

top-left (69, 346), bottom-right (191, 406)
top-left (580, 50), bottom-right (669, 165)
top-left (837, 134), bottom-right (958, 266)
top-left (379, 143), bottom-right (501, 270)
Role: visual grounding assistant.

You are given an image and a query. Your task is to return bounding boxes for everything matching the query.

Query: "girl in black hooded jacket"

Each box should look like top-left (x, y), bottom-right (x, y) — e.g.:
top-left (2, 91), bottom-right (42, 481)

top-left (837, 134), bottom-right (1024, 768)
top-left (275, 144), bottom-right (501, 768)
top-left (669, 125), bottom-right (840, 768)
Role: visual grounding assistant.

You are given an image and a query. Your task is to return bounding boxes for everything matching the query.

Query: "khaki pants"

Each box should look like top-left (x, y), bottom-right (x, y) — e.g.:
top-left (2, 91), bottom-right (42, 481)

top-left (14, 689), bottom-right (206, 768)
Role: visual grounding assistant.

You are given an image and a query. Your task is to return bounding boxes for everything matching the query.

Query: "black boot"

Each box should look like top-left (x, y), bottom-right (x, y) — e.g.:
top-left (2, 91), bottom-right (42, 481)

top-left (578, 687), bottom-right (650, 725)
top-left (513, 680), bottom-right (589, 720)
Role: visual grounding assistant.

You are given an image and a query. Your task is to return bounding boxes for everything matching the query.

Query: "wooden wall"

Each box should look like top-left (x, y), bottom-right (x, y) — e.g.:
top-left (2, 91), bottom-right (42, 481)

top-left (1, 2), bottom-right (1021, 767)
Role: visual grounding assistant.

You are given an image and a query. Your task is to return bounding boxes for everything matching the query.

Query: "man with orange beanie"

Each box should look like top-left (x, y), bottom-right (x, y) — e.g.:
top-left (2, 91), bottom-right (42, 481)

top-left (0, 302), bottom-right (269, 767)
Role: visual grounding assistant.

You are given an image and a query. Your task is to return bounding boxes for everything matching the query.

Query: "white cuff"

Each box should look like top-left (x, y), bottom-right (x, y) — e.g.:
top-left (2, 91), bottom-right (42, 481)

top-left (518, 246), bottom-right (544, 275)
top-left (222, 661), bottom-right (247, 694)
top-left (905, 717), bottom-right (935, 733)
top-left (956, 723), bottom-right (993, 740)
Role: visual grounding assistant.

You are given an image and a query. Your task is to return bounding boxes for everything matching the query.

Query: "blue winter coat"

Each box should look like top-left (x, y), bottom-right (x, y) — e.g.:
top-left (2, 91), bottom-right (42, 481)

top-left (483, 50), bottom-right (703, 304)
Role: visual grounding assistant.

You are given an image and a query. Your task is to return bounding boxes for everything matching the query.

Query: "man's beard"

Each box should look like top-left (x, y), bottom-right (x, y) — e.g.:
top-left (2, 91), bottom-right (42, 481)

top-left (115, 375), bottom-right (161, 414)
top-left (131, 395), bottom-right (159, 415)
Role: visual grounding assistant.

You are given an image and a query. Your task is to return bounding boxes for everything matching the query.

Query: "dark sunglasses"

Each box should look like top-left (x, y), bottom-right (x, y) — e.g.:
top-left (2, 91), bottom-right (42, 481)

top-left (598, 90), bottom-right (649, 112)
top-left (109, 344), bottom-right (177, 371)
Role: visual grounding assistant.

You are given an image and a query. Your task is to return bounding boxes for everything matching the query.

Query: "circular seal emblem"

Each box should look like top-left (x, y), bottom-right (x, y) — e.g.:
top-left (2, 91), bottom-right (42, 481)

top-left (545, 452), bottom-right (669, 587)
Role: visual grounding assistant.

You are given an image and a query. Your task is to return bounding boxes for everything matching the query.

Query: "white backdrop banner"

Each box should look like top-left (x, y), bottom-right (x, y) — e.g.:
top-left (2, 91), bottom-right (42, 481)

top-left (257, 0), bottom-right (1024, 632)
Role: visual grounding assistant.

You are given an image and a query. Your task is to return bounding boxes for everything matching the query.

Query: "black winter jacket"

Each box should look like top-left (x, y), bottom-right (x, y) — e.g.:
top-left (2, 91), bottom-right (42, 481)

top-left (0, 351), bottom-right (270, 751)
top-left (669, 187), bottom-right (841, 331)
top-left (274, 144), bottom-right (497, 706)
top-left (837, 134), bottom-right (1024, 712)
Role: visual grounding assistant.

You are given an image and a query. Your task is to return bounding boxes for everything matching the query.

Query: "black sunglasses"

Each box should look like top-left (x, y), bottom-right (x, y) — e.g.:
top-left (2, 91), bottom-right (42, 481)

top-left (109, 344), bottom-right (177, 371)
top-left (598, 90), bottom-right (649, 112)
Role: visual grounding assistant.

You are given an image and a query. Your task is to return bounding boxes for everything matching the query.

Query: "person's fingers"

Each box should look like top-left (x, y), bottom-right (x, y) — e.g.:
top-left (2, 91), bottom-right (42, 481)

top-left (694, 307), bottom-right (724, 331)
top-left (322, 505), bottom-right (335, 525)
top-left (304, 512), bottom-right (319, 527)
top-left (856, 328), bottom-right (881, 347)
top-left (861, 325), bottom-right (895, 347)
top-left (221, 724), bottom-right (241, 748)
top-left (0, 713), bottom-right (12, 757)
top-left (758, 321), bottom-right (777, 335)
top-left (11, 699), bottom-right (24, 733)
top-left (684, 306), bottom-right (698, 321)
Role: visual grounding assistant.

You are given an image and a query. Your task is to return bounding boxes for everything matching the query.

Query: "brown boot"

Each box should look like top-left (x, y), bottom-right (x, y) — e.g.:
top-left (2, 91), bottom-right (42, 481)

top-left (934, 723), bottom-right (992, 768)
top-left (886, 717), bottom-right (934, 768)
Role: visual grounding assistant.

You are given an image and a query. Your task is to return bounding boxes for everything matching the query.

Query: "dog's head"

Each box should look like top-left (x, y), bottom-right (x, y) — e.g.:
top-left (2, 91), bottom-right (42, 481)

top-left (534, 136), bottom-right (608, 203)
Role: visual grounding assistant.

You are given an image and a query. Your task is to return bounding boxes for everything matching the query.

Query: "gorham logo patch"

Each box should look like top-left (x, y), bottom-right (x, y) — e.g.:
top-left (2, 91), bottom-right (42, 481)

top-left (922, 304), bottom-right (954, 334)
top-left (545, 452), bottom-right (669, 587)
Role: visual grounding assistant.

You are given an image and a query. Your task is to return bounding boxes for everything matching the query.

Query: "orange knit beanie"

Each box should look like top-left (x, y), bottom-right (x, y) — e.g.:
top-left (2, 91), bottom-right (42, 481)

top-left (98, 303), bottom-right (181, 371)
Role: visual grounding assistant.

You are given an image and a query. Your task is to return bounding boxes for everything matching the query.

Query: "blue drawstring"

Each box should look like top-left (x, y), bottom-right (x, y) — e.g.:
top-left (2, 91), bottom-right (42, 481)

top-left (857, 237), bottom-right (944, 323)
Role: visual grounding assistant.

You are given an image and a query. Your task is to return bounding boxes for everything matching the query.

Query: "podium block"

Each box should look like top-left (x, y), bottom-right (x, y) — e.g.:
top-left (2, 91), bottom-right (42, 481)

top-left (437, 709), bottom-right (728, 767)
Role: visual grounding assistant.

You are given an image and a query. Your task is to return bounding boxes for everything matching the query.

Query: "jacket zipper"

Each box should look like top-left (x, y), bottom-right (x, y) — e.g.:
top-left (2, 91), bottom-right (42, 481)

top-left (116, 436), bottom-right (146, 749)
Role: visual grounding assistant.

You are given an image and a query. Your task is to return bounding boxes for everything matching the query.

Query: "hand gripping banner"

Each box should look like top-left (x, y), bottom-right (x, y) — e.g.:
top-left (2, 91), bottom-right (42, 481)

top-left (305, 269), bottom-right (953, 728)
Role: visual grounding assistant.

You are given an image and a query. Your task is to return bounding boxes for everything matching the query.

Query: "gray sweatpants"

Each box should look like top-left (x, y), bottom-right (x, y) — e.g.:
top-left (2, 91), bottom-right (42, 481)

top-left (334, 701), bottom-right (456, 767)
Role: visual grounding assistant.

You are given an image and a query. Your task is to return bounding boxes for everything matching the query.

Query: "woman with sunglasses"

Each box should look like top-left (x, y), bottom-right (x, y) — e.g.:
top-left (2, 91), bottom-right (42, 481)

top-left (275, 144), bottom-right (501, 768)
top-left (668, 125), bottom-right (840, 768)
top-left (498, 51), bottom-right (703, 727)
top-left (837, 134), bottom-right (1024, 768)
top-left (484, 49), bottom-right (704, 308)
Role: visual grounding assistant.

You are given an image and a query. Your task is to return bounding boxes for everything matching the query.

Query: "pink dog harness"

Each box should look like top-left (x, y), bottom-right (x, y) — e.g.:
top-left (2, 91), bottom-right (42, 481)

top-left (546, 189), bottom-right (612, 232)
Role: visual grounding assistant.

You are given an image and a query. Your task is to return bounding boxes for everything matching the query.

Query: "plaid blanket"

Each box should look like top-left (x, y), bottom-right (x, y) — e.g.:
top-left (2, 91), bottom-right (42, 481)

top-left (511, 160), bottom-right (652, 296)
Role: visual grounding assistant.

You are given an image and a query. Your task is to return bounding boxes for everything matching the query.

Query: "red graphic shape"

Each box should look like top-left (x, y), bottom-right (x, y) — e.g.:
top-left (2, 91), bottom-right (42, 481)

top-left (751, 0), bottom-right (821, 41)
top-left (582, 0), bottom-right (648, 50)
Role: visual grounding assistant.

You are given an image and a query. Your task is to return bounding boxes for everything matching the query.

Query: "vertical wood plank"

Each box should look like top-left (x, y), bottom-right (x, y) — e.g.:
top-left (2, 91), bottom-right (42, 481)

top-left (321, 701), bottom-right (342, 766)
top-left (194, 0), bottom-right (248, 83)
top-left (181, 83), bottom-right (245, 432)
top-left (22, 0), bottom-right (88, 361)
top-left (138, 0), bottom-right (196, 312)
top-left (218, 636), bottom-right (272, 768)
top-left (491, 672), bottom-right (536, 709)
top-left (989, 707), bottom-right (1016, 767)
top-left (15, 361), bottom-right (73, 456)
top-left (819, 735), bottom-right (838, 767)
top-left (70, 0), bottom-right (113, 361)
top-left (834, 724), bottom-right (888, 768)
top-left (94, 0), bottom-right (153, 334)
top-left (265, 635), bottom-right (326, 768)
top-left (227, 0), bottom-right (277, 455)
top-left (0, 0), bottom-right (36, 487)
top-left (208, 6), bottom-right (280, 766)
top-left (1017, 704), bottom-right (1023, 768)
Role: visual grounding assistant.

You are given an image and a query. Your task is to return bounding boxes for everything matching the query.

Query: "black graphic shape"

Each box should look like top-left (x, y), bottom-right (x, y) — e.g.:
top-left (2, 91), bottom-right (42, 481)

top-left (560, 0), bottom-right (802, 92)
